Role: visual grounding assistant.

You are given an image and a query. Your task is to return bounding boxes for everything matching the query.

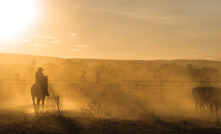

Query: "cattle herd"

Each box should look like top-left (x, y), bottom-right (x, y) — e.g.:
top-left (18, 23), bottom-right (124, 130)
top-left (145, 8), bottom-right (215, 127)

top-left (192, 87), bottom-right (221, 114)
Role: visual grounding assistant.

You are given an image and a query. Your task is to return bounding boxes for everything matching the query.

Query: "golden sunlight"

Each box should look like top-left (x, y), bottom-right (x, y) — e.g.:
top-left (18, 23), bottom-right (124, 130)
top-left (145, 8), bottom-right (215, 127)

top-left (0, 0), bottom-right (35, 40)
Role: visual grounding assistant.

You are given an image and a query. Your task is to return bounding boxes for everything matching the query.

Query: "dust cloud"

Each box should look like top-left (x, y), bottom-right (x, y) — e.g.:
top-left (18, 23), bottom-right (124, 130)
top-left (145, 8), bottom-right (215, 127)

top-left (0, 54), bottom-right (221, 121)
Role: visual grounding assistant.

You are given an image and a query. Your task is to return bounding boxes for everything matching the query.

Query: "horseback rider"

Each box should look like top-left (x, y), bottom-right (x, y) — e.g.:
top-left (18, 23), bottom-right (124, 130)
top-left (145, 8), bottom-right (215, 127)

top-left (35, 67), bottom-right (49, 96)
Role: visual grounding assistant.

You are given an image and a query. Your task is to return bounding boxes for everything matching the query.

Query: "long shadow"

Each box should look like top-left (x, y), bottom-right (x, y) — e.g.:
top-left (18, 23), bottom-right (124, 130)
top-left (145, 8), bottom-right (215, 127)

top-left (38, 113), bottom-right (82, 134)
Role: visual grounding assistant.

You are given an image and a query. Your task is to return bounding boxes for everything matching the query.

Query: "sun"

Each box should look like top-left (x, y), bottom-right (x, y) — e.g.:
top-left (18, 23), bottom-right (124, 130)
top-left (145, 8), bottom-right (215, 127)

top-left (0, 0), bottom-right (35, 40)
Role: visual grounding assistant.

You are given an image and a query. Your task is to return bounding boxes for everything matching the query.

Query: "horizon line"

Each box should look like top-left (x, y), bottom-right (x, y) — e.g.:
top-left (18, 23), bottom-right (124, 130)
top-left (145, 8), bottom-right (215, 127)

top-left (0, 52), bottom-right (220, 62)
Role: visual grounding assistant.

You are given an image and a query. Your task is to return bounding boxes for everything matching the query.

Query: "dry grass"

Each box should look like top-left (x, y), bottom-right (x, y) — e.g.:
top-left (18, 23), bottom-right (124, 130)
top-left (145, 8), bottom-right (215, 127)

top-left (0, 109), bottom-right (220, 134)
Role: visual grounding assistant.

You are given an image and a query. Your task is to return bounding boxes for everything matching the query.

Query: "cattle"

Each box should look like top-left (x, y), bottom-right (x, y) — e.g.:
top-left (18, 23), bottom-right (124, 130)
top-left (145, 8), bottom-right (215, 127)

top-left (192, 87), bottom-right (209, 111)
top-left (206, 87), bottom-right (221, 113)
top-left (192, 87), bottom-right (221, 114)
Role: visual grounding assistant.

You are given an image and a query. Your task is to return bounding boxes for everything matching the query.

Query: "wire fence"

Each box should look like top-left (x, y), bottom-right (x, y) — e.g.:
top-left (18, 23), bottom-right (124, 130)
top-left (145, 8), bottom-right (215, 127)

top-left (120, 80), bottom-right (220, 96)
top-left (0, 79), bottom-right (221, 102)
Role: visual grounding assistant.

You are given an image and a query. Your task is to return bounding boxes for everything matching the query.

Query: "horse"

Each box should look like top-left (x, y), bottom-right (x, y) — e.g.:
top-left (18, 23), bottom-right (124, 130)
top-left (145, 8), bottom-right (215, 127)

top-left (31, 84), bottom-right (46, 112)
top-left (31, 76), bottom-right (48, 113)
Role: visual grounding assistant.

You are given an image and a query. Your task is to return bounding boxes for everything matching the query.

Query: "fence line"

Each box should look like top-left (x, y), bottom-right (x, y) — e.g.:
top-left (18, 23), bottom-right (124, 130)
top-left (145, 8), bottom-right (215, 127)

top-left (0, 79), bottom-right (219, 98)
top-left (0, 79), bottom-right (219, 88)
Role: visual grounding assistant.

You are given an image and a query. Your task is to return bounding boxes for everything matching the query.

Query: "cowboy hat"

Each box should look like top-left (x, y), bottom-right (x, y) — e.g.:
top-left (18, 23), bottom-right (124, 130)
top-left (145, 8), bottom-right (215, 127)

top-left (38, 67), bottom-right (44, 71)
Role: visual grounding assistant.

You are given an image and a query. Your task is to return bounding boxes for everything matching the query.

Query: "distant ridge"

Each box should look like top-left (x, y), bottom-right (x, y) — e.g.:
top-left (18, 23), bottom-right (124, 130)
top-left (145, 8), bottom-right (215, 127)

top-left (0, 53), bottom-right (221, 69)
top-left (0, 53), bottom-right (64, 65)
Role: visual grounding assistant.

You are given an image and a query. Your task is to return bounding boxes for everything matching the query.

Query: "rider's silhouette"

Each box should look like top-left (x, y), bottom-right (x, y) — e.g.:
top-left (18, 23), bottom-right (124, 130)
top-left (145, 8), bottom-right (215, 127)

top-left (35, 67), bottom-right (49, 96)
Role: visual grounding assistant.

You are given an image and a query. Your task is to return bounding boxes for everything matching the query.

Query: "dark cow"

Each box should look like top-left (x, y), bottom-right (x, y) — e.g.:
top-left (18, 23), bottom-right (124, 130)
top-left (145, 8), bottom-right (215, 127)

top-left (192, 87), bottom-right (221, 115)
top-left (192, 87), bottom-right (208, 111)
top-left (206, 87), bottom-right (221, 113)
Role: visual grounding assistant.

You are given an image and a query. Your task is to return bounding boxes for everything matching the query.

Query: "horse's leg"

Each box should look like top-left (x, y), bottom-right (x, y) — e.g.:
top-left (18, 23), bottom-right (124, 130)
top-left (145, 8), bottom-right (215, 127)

top-left (32, 96), bottom-right (37, 112)
top-left (42, 97), bottom-right (45, 112)
top-left (32, 96), bottom-right (35, 106)
top-left (37, 97), bottom-right (40, 111)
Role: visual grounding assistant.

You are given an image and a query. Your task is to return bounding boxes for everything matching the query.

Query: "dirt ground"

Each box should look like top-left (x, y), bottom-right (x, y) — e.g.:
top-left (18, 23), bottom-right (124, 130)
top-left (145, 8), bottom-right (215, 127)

top-left (0, 108), bottom-right (221, 134)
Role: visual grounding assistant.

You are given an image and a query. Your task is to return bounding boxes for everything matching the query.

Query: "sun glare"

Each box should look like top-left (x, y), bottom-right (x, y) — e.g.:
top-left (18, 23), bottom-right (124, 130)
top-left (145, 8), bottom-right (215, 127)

top-left (0, 0), bottom-right (35, 40)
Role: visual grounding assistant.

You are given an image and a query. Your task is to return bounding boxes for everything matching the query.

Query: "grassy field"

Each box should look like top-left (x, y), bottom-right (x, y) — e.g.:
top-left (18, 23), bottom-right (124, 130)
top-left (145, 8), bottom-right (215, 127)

top-left (0, 109), bottom-right (221, 134)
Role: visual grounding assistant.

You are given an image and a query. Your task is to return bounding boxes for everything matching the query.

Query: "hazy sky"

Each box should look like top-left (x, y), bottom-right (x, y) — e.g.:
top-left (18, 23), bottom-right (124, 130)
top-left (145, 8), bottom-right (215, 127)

top-left (0, 0), bottom-right (221, 60)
